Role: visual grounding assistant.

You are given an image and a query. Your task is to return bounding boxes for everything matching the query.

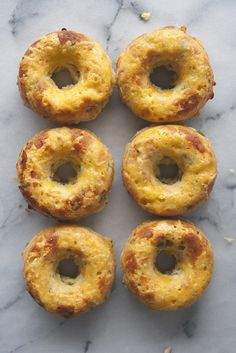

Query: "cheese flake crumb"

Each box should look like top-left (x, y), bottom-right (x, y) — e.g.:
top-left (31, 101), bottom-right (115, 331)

top-left (224, 236), bottom-right (234, 244)
top-left (140, 12), bottom-right (151, 21)
top-left (164, 347), bottom-right (172, 353)
top-left (229, 168), bottom-right (235, 175)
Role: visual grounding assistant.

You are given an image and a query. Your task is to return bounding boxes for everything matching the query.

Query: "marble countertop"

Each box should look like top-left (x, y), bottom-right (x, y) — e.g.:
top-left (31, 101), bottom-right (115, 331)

top-left (1, 0), bottom-right (236, 352)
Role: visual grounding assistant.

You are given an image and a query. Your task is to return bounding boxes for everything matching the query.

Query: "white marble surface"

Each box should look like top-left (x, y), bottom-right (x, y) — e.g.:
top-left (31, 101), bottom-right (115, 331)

top-left (0, 0), bottom-right (236, 352)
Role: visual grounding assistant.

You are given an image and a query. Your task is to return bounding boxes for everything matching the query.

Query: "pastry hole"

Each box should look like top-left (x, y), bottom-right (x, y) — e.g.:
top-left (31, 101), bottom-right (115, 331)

top-left (53, 162), bottom-right (79, 184)
top-left (150, 65), bottom-right (178, 89)
top-left (155, 250), bottom-right (177, 274)
top-left (57, 257), bottom-right (80, 284)
top-left (51, 67), bottom-right (80, 88)
top-left (155, 157), bottom-right (182, 185)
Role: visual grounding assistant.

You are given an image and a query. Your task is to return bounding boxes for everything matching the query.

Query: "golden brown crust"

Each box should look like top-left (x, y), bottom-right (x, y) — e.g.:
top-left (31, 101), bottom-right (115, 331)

top-left (23, 224), bottom-right (115, 317)
top-left (17, 30), bottom-right (114, 124)
top-left (57, 31), bottom-right (87, 45)
top-left (116, 26), bottom-right (214, 123)
top-left (122, 125), bottom-right (217, 216)
top-left (16, 127), bottom-right (114, 220)
top-left (121, 219), bottom-right (214, 310)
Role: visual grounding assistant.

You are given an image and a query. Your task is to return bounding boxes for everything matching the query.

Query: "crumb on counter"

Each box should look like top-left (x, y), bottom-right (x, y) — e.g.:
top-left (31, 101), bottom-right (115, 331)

top-left (229, 168), bottom-right (235, 175)
top-left (224, 236), bottom-right (234, 244)
top-left (164, 347), bottom-right (172, 353)
top-left (140, 12), bottom-right (151, 21)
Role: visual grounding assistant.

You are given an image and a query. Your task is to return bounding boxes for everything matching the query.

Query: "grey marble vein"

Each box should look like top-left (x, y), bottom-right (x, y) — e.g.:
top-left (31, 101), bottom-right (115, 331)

top-left (225, 183), bottom-right (236, 190)
top-left (9, 0), bottom-right (40, 36)
top-left (186, 0), bottom-right (223, 27)
top-left (188, 198), bottom-right (221, 230)
top-left (182, 319), bottom-right (197, 338)
top-left (0, 205), bottom-right (27, 234)
top-left (84, 340), bottom-right (92, 353)
top-left (191, 214), bottom-right (219, 229)
top-left (130, 1), bottom-right (141, 15)
top-left (0, 289), bottom-right (25, 312)
top-left (9, 320), bottom-right (66, 353)
top-left (105, 0), bottom-right (124, 51)
top-left (204, 101), bottom-right (236, 122)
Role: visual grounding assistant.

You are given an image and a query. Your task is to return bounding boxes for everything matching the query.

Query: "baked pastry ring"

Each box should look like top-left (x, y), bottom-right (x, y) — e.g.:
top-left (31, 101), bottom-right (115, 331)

top-left (18, 30), bottom-right (114, 124)
top-left (16, 127), bottom-right (114, 220)
top-left (122, 125), bottom-right (217, 216)
top-left (121, 219), bottom-right (213, 310)
top-left (117, 26), bottom-right (214, 122)
top-left (23, 224), bottom-right (115, 316)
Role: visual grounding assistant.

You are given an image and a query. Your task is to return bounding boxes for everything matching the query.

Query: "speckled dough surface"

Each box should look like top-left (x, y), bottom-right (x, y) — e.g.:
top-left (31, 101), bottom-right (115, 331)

top-left (1, 0), bottom-right (236, 352)
top-left (117, 26), bottom-right (214, 122)
top-left (16, 127), bottom-right (114, 220)
top-left (18, 30), bottom-right (114, 124)
top-left (122, 125), bottom-right (217, 216)
top-left (121, 219), bottom-right (213, 310)
top-left (23, 224), bottom-right (115, 317)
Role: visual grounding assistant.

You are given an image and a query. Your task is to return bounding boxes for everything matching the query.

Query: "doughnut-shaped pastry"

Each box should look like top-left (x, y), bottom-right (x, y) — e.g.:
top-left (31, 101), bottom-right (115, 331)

top-left (117, 26), bottom-right (214, 122)
top-left (18, 30), bottom-right (114, 124)
top-left (121, 219), bottom-right (213, 310)
top-left (16, 127), bottom-right (114, 220)
top-left (23, 224), bottom-right (115, 316)
top-left (122, 125), bottom-right (217, 216)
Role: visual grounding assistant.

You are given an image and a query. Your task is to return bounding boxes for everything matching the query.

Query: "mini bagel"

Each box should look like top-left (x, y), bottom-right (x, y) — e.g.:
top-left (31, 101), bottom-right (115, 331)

top-left (23, 224), bottom-right (115, 317)
top-left (117, 26), bottom-right (214, 122)
top-left (16, 127), bottom-right (114, 220)
top-left (122, 125), bottom-right (217, 216)
top-left (18, 30), bottom-right (114, 124)
top-left (121, 219), bottom-right (213, 310)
